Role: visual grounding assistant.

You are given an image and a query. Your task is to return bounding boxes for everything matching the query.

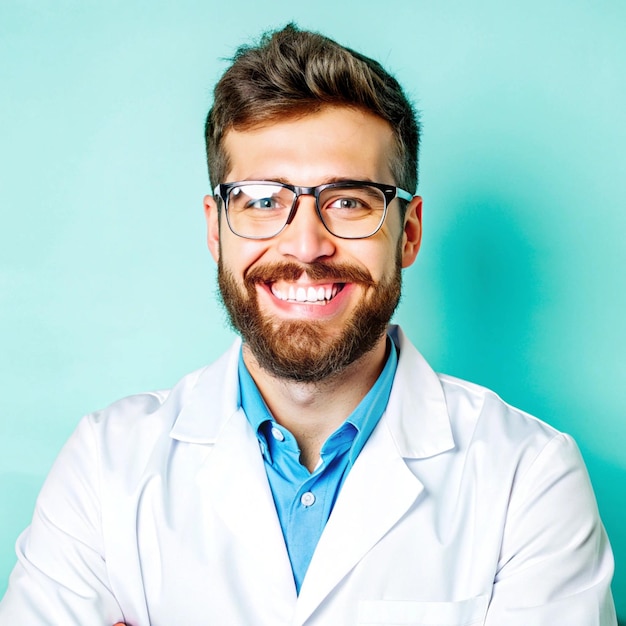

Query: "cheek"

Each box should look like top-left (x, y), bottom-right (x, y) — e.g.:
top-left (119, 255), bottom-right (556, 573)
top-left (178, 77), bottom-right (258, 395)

top-left (353, 239), bottom-right (399, 282)
top-left (219, 237), bottom-right (270, 275)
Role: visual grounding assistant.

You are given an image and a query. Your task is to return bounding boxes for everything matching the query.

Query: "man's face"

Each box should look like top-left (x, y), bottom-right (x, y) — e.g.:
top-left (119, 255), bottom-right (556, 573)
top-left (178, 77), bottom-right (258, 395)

top-left (204, 106), bottom-right (422, 381)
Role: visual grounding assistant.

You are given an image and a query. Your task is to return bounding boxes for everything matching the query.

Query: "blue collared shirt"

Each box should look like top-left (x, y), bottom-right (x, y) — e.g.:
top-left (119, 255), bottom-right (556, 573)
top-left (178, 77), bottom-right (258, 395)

top-left (238, 339), bottom-right (398, 593)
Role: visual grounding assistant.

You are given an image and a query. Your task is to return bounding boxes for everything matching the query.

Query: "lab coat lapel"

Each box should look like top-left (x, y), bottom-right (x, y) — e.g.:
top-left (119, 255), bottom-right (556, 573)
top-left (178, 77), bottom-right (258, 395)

top-left (171, 340), bottom-right (297, 612)
top-left (294, 419), bottom-right (424, 625)
top-left (195, 407), bottom-right (297, 608)
top-left (293, 326), bottom-right (454, 624)
top-left (170, 328), bottom-right (453, 624)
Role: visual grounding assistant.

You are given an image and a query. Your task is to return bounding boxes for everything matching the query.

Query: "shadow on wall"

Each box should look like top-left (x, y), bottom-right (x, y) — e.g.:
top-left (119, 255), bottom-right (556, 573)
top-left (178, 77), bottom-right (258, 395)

top-left (428, 191), bottom-right (625, 617)
top-left (429, 192), bottom-right (547, 398)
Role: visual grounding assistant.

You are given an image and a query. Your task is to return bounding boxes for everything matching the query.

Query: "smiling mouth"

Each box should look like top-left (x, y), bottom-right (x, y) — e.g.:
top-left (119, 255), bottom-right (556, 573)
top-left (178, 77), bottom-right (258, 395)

top-left (269, 283), bottom-right (344, 304)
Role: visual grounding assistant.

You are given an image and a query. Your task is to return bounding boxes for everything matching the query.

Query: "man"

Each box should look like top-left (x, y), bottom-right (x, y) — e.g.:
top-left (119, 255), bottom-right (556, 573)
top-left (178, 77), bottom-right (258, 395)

top-left (0, 24), bottom-right (617, 625)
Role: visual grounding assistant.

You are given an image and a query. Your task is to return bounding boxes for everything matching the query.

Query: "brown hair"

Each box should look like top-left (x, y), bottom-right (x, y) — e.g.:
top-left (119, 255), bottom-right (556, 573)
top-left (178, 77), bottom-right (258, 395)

top-left (205, 24), bottom-right (420, 195)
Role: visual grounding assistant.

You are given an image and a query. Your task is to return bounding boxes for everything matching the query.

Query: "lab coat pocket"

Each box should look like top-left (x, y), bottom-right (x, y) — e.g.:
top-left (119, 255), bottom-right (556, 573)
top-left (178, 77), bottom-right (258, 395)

top-left (357, 594), bottom-right (489, 625)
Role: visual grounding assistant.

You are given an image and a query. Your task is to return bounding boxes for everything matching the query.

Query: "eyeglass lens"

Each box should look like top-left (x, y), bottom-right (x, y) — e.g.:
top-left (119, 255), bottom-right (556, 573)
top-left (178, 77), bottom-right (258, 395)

top-left (226, 183), bottom-right (387, 239)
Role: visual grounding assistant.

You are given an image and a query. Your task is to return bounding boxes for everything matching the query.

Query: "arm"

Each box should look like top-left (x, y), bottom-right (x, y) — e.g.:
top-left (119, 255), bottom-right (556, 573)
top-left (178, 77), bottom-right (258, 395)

top-left (486, 434), bottom-right (617, 625)
top-left (0, 418), bottom-right (126, 624)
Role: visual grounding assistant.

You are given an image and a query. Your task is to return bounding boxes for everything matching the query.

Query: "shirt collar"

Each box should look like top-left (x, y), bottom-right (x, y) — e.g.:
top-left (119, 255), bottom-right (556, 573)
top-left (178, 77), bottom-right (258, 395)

top-left (238, 352), bottom-right (273, 433)
top-left (238, 336), bottom-right (398, 467)
top-left (344, 337), bottom-right (398, 464)
top-left (169, 326), bottom-right (454, 460)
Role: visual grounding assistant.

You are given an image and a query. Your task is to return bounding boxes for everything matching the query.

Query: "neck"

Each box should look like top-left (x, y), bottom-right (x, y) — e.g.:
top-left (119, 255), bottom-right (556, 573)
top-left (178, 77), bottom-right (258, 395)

top-left (243, 334), bottom-right (389, 471)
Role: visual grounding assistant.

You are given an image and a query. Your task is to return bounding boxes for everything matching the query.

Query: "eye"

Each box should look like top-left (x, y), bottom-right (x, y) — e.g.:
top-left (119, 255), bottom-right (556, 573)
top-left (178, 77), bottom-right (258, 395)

top-left (229, 184), bottom-right (289, 213)
top-left (246, 197), bottom-right (278, 210)
top-left (324, 195), bottom-right (374, 217)
top-left (327, 196), bottom-right (369, 211)
top-left (331, 197), bottom-right (363, 210)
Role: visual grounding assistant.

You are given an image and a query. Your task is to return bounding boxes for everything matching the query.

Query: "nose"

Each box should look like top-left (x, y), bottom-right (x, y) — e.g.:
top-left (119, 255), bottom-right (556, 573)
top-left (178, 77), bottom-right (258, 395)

top-left (275, 195), bottom-right (336, 263)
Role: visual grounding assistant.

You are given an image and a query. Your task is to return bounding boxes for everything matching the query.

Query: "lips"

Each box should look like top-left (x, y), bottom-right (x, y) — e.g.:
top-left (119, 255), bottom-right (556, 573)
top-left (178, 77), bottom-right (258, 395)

top-left (246, 261), bottom-right (373, 310)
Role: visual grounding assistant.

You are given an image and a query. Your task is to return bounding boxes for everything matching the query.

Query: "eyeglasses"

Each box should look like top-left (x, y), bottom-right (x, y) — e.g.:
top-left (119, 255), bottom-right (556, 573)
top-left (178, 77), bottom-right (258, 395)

top-left (213, 180), bottom-right (413, 240)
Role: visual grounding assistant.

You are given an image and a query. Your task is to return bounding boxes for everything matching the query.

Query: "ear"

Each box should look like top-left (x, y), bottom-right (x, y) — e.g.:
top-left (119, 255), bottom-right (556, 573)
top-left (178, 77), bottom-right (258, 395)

top-left (400, 195), bottom-right (422, 268)
top-left (204, 194), bottom-right (221, 262)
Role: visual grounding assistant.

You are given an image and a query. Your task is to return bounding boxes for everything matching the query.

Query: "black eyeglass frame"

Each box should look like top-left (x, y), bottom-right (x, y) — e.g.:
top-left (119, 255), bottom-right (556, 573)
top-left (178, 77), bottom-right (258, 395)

top-left (213, 180), bottom-right (414, 240)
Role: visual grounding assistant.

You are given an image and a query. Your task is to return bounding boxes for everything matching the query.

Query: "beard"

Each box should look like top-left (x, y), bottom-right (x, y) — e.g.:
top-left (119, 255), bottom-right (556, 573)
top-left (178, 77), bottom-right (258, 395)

top-left (217, 254), bottom-right (402, 383)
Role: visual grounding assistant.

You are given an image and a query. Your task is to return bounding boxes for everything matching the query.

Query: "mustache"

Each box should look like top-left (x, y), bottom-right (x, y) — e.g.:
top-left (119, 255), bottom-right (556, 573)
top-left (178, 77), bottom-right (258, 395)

top-left (244, 261), bottom-right (375, 287)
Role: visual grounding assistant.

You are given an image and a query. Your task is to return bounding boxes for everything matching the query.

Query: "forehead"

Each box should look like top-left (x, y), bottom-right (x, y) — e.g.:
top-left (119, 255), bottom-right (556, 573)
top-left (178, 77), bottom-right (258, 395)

top-left (222, 106), bottom-right (397, 186)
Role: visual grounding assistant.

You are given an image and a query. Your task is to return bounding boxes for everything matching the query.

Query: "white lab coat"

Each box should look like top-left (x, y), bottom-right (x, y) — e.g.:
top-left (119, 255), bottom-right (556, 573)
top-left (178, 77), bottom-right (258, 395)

top-left (0, 326), bottom-right (617, 625)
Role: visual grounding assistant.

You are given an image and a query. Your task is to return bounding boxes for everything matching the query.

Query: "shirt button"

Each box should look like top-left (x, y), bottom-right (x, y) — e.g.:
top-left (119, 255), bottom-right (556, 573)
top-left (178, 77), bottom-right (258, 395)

top-left (300, 492), bottom-right (316, 507)
top-left (271, 426), bottom-right (285, 441)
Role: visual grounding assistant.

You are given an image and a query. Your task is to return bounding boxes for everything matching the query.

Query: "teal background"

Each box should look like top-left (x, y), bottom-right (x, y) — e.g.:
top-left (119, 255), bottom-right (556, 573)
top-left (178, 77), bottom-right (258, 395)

top-left (1, 0), bottom-right (624, 616)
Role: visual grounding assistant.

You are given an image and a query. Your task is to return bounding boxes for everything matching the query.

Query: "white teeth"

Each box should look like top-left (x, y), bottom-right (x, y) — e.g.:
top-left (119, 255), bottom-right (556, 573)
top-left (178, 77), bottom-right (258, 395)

top-left (271, 283), bottom-right (341, 303)
top-left (272, 285), bottom-right (287, 300)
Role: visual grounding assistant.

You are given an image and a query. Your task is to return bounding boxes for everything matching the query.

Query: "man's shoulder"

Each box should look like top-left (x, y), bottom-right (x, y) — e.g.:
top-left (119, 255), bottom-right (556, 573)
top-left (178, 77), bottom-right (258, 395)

top-left (438, 372), bottom-right (560, 439)
top-left (434, 372), bottom-right (575, 480)
top-left (84, 371), bottom-right (197, 434)
top-left (83, 340), bottom-right (240, 440)
top-left (391, 327), bottom-right (561, 441)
